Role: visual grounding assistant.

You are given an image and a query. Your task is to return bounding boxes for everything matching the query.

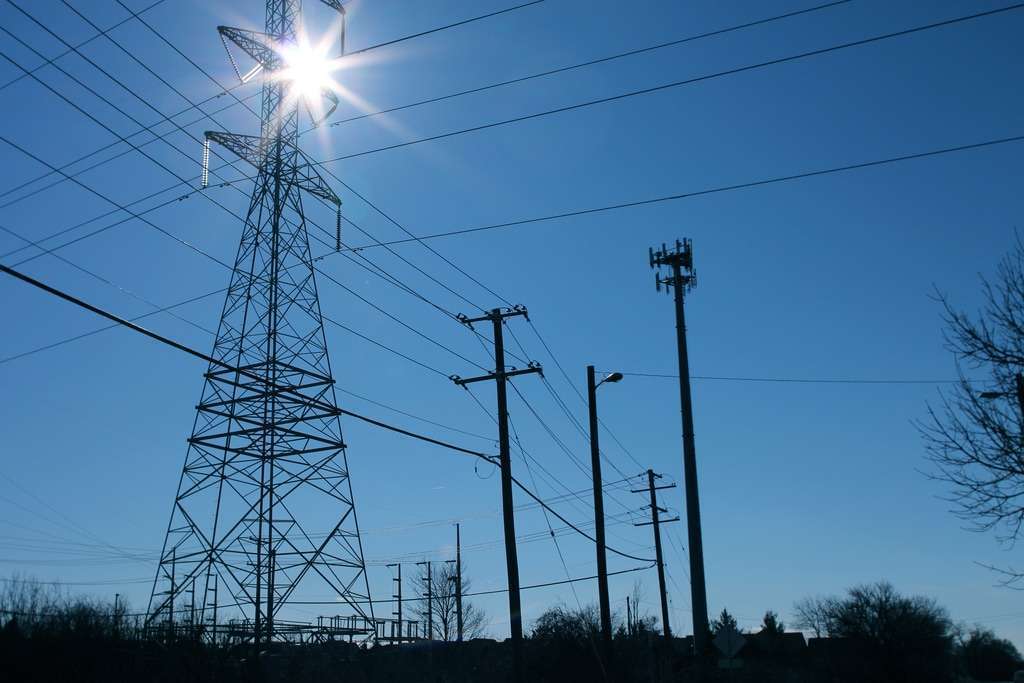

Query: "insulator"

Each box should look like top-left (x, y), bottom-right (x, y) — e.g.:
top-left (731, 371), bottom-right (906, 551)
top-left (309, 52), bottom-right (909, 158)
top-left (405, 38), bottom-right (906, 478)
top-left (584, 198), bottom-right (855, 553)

top-left (340, 11), bottom-right (346, 56)
top-left (240, 64), bottom-right (263, 84)
top-left (201, 137), bottom-right (210, 189)
top-left (336, 205), bottom-right (342, 251)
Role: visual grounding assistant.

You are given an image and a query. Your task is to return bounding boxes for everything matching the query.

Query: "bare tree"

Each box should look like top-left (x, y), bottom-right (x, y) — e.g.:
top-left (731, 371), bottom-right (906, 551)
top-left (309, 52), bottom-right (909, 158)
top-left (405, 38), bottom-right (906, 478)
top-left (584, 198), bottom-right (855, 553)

top-left (919, 238), bottom-right (1024, 582)
top-left (410, 561), bottom-right (486, 641)
top-left (792, 595), bottom-right (836, 638)
top-left (0, 575), bottom-right (133, 640)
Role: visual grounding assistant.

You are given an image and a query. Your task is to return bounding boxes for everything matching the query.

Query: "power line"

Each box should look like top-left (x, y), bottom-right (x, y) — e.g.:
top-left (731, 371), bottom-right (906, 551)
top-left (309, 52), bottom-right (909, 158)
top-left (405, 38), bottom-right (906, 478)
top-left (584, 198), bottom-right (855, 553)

top-left (0, 134), bottom-right (467, 382)
top-left (528, 321), bottom-right (645, 472)
top-left (68, 5), bottom-right (497, 350)
top-left (320, 0), bottom-right (854, 130)
top-left (0, 0), bottom-right (168, 92)
top-left (333, 179), bottom-right (514, 307)
top-left (0, 76), bottom-right (999, 389)
top-left (502, 322), bottom-right (641, 484)
top-left (0, 564), bottom-right (654, 616)
top-left (2, 0), bottom-right (547, 209)
top-left (506, 380), bottom-right (640, 518)
top-left (507, 411), bottom-right (590, 625)
top-left (0, 133), bottom-right (230, 272)
top-left (0, 35), bottom-right (488, 378)
top-left (0, 287), bottom-right (225, 367)
top-left (339, 132), bottom-right (1024, 250)
top-left (344, 0), bottom-right (546, 57)
top-left (8, 3), bottom-right (999, 378)
top-left (317, 3), bottom-right (1024, 169)
top-left (1, 262), bottom-right (651, 563)
top-left (612, 371), bottom-right (968, 384)
top-left (337, 387), bottom-right (496, 443)
top-left (0, 222), bottom-right (215, 337)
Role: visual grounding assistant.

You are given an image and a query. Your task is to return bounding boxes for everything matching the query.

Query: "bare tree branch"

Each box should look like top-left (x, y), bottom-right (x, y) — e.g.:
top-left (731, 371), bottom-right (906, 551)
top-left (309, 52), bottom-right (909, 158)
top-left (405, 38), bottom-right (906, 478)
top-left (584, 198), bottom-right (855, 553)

top-left (919, 237), bottom-right (1024, 549)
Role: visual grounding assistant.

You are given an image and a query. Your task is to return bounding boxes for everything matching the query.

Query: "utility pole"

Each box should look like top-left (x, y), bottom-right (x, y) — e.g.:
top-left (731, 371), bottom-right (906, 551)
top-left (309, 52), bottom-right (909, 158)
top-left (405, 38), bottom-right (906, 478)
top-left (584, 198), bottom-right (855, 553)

top-left (447, 523), bottom-right (464, 642)
top-left (649, 239), bottom-right (710, 652)
top-left (388, 563), bottom-right (402, 645)
top-left (452, 305), bottom-right (542, 683)
top-left (626, 596), bottom-right (632, 637)
top-left (587, 365), bottom-right (624, 677)
top-left (416, 560), bottom-right (433, 640)
top-left (633, 470), bottom-right (679, 639)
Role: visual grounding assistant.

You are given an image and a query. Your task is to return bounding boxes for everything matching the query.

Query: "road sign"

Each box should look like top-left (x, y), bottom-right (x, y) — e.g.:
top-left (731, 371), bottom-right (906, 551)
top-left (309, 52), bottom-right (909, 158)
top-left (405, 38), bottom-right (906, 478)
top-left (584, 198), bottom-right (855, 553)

top-left (713, 625), bottom-right (746, 659)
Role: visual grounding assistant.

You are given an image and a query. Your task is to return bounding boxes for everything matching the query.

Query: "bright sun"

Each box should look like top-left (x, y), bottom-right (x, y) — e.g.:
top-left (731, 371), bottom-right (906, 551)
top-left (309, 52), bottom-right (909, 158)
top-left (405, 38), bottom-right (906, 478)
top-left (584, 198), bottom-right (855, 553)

top-left (277, 32), bottom-right (341, 106)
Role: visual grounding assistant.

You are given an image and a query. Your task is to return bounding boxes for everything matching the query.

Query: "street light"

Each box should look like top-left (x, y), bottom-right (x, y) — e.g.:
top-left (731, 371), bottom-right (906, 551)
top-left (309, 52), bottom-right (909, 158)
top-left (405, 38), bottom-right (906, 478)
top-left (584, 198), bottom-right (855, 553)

top-left (599, 372), bottom-right (624, 387)
top-left (587, 365), bottom-right (623, 680)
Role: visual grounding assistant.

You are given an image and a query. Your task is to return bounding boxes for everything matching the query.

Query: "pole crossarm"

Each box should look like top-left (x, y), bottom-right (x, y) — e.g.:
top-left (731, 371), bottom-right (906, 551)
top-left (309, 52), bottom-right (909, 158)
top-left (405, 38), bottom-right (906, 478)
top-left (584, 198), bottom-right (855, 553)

top-left (457, 304), bottom-right (529, 327)
top-left (451, 364), bottom-right (543, 386)
top-left (634, 517), bottom-right (680, 527)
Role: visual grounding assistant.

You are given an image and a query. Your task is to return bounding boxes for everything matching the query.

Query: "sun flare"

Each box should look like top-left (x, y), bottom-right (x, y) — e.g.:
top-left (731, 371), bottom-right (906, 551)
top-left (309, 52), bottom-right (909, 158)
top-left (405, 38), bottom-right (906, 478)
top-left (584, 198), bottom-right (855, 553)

top-left (279, 39), bottom-right (335, 101)
top-left (274, 28), bottom-right (347, 121)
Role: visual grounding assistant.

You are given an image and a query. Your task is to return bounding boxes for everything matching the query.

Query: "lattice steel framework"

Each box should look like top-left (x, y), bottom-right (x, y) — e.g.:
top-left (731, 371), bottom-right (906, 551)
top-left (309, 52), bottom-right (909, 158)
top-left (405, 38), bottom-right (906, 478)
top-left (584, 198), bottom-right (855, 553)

top-left (146, 0), bottom-right (373, 644)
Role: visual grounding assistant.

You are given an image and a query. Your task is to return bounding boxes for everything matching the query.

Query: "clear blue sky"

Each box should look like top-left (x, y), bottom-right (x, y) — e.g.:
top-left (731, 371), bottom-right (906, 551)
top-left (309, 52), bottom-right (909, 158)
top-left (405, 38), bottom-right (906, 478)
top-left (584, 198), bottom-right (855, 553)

top-left (1, 0), bottom-right (1022, 645)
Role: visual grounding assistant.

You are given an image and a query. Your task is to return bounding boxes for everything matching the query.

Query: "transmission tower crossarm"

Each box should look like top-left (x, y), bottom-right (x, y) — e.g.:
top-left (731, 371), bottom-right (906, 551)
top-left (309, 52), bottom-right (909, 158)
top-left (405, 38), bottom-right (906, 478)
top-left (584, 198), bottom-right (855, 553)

top-left (294, 148), bottom-right (342, 205)
top-left (204, 131), bottom-right (263, 167)
top-left (203, 133), bottom-right (342, 206)
top-left (218, 25), bottom-right (278, 74)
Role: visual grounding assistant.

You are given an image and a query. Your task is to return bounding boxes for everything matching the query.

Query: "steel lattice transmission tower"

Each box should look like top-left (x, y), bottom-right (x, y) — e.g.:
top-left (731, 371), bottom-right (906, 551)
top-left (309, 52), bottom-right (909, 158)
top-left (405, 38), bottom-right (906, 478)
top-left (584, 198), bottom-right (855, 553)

top-left (146, 0), bottom-right (374, 644)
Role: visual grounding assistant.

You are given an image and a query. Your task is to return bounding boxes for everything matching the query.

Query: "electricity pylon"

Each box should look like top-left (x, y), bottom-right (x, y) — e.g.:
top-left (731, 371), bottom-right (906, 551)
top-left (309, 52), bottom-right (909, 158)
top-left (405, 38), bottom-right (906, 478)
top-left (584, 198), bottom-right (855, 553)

top-left (146, 0), bottom-right (374, 646)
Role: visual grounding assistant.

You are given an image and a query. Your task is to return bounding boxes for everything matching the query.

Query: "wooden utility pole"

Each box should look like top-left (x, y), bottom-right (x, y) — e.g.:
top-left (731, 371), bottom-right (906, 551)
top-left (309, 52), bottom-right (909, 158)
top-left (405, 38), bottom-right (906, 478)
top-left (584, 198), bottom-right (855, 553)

top-left (447, 523), bottom-right (464, 641)
top-left (633, 470), bottom-right (679, 638)
top-left (453, 306), bottom-right (542, 683)
top-left (626, 596), bottom-right (632, 637)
